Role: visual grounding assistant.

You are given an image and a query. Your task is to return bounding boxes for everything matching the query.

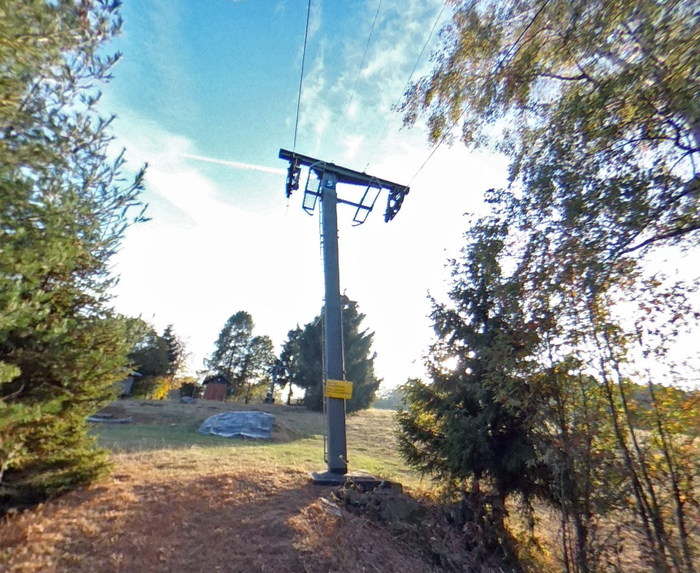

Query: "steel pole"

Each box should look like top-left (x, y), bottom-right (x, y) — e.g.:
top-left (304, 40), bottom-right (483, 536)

top-left (320, 172), bottom-right (347, 475)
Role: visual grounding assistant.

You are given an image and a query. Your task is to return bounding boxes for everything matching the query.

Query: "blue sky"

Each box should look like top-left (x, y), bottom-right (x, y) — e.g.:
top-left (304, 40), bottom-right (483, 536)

top-left (100, 0), bottom-right (699, 391)
top-left (99, 0), bottom-right (512, 387)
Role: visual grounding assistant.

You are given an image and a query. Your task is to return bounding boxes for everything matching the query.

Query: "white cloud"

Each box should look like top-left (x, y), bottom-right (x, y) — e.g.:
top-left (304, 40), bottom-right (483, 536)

top-left (180, 153), bottom-right (286, 175)
top-left (308, 0), bottom-right (323, 39)
top-left (342, 134), bottom-right (364, 161)
top-left (107, 105), bottom-right (509, 387)
top-left (109, 113), bottom-right (325, 372)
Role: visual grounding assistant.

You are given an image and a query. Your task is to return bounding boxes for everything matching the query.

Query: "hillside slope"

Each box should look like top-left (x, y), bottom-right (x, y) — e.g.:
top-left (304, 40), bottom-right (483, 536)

top-left (1, 400), bottom-right (507, 573)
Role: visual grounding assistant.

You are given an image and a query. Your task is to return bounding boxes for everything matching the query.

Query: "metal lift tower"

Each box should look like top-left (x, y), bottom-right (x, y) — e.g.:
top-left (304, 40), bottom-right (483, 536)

top-left (279, 149), bottom-right (409, 484)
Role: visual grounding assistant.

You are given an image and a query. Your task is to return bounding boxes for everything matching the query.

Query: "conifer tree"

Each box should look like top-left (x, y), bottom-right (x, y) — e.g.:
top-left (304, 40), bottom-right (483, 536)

top-left (396, 220), bottom-right (545, 542)
top-left (401, 3), bottom-right (700, 568)
top-left (277, 327), bottom-right (303, 405)
top-left (162, 324), bottom-right (187, 381)
top-left (292, 296), bottom-right (381, 414)
top-left (205, 312), bottom-right (276, 401)
top-left (0, 0), bottom-right (145, 510)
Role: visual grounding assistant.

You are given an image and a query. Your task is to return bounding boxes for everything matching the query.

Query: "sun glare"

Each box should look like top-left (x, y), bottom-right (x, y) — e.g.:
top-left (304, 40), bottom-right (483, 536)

top-left (442, 356), bottom-right (459, 371)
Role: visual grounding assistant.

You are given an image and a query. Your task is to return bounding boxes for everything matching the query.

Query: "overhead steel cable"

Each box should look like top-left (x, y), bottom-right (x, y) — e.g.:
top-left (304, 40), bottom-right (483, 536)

top-left (407, 0), bottom-right (552, 186)
top-left (343, 0), bottom-right (383, 120)
top-left (293, 0), bottom-right (313, 152)
top-left (363, 0), bottom-right (448, 171)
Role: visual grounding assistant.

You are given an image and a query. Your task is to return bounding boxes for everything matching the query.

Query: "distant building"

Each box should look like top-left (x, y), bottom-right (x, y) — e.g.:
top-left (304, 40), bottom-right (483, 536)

top-left (202, 374), bottom-right (230, 401)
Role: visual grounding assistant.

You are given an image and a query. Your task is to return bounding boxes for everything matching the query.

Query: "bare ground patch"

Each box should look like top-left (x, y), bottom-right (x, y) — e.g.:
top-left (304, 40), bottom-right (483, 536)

top-left (1, 462), bottom-right (446, 573)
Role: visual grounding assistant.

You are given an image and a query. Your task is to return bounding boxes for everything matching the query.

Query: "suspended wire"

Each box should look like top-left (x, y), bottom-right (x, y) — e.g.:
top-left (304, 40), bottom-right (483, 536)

top-left (364, 0), bottom-right (448, 171)
top-left (407, 0), bottom-right (552, 185)
top-left (343, 0), bottom-right (383, 120)
top-left (293, 0), bottom-right (313, 152)
top-left (405, 124), bottom-right (453, 186)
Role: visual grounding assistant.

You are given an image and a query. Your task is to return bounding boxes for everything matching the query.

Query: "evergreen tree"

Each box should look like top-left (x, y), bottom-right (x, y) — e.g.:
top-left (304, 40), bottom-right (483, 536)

top-left (206, 311), bottom-right (254, 391)
top-left (162, 324), bottom-right (187, 380)
top-left (293, 296), bottom-right (381, 414)
top-left (0, 0), bottom-right (145, 510)
top-left (129, 322), bottom-right (170, 378)
top-left (401, 3), bottom-right (700, 568)
top-left (125, 319), bottom-right (170, 398)
top-left (396, 220), bottom-right (545, 543)
top-left (241, 335), bottom-right (276, 404)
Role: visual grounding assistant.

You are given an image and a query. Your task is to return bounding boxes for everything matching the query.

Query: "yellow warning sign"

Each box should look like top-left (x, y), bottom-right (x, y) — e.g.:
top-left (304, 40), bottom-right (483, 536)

top-left (325, 379), bottom-right (353, 400)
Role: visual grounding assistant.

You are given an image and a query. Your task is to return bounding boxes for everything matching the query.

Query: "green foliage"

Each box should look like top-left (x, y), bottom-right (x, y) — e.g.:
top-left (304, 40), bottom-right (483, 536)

top-left (399, 205), bottom-right (700, 571)
top-left (290, 296), bottom-right (381, 414)
top-left (276, 327), bottom-right (302, 404)
top-left (403, 4), bottom-right (700, 571)
top-left (125, 319), bottom-right (169, 398)
top-left (205, 312), bottom-right (276, 402)
top-left (206, 311), bottom-right (254, 384)
top-left (126, 321), bottom-right (189, 399)
top-left (162, 324), bottom-right (187, 380)
top-left (0, 0), bottom-right (144, 511)
top-left (129, 321), bottom-right (170, 378)
top-left (396, 221), bottom-right (545, 507)
top-left (404, 0), bottom-right (700, 256)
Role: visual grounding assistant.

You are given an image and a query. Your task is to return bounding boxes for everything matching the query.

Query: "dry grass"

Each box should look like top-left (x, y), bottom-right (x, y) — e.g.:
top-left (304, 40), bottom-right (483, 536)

top-left (1, 400), bottom-right (448, 573)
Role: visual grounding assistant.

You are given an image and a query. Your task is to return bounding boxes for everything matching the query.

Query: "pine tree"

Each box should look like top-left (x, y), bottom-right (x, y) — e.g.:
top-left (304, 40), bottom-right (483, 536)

top-left (277, 327), bottom-right (303, 405)
top-left (0, 0), bottom-right (145, 510)
top-left (162, 324), bottom-right (187, 380)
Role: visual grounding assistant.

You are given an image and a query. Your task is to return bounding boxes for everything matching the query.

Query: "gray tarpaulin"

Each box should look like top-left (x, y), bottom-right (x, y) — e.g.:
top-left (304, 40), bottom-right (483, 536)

top-left (198, 411), bottom-right (274, 439)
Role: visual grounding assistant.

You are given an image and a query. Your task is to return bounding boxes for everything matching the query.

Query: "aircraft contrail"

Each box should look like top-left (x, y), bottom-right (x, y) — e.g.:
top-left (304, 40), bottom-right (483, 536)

top-left (180, 153), bottom-right (286, 175)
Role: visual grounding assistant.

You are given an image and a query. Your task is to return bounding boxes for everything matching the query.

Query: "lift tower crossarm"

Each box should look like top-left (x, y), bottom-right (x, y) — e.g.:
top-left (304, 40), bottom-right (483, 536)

top-left (279, 149), bottom-right (409, 222)
top-left (280, 148), bottom-right (408, 190)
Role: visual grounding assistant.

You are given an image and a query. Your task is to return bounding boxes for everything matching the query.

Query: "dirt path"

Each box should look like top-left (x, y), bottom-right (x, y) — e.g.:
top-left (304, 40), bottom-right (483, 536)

top-left (1, 462), bottom-right (440, 573)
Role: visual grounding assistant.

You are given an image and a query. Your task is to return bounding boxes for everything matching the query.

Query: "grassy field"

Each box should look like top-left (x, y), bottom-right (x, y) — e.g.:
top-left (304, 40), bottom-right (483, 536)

top-left (92, 399), bottom-right (422, 486)
top-left (9, 398), bottom-right (692, 573)
top-left (1, 399), bottom-right (458, 573)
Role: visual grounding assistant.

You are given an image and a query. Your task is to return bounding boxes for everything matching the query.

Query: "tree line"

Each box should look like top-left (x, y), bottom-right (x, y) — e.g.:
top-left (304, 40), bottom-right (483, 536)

top-left (201, 295), bottom-right (381, 413)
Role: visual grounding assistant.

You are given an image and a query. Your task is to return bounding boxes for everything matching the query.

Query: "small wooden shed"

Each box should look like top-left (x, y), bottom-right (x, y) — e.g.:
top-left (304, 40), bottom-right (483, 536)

top-left (203, 374), bottom-right (230, 401)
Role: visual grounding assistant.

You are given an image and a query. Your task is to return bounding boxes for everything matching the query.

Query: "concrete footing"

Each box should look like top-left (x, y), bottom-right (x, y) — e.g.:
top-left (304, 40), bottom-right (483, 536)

top-left (310, 469), bottom-right (384, 489)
